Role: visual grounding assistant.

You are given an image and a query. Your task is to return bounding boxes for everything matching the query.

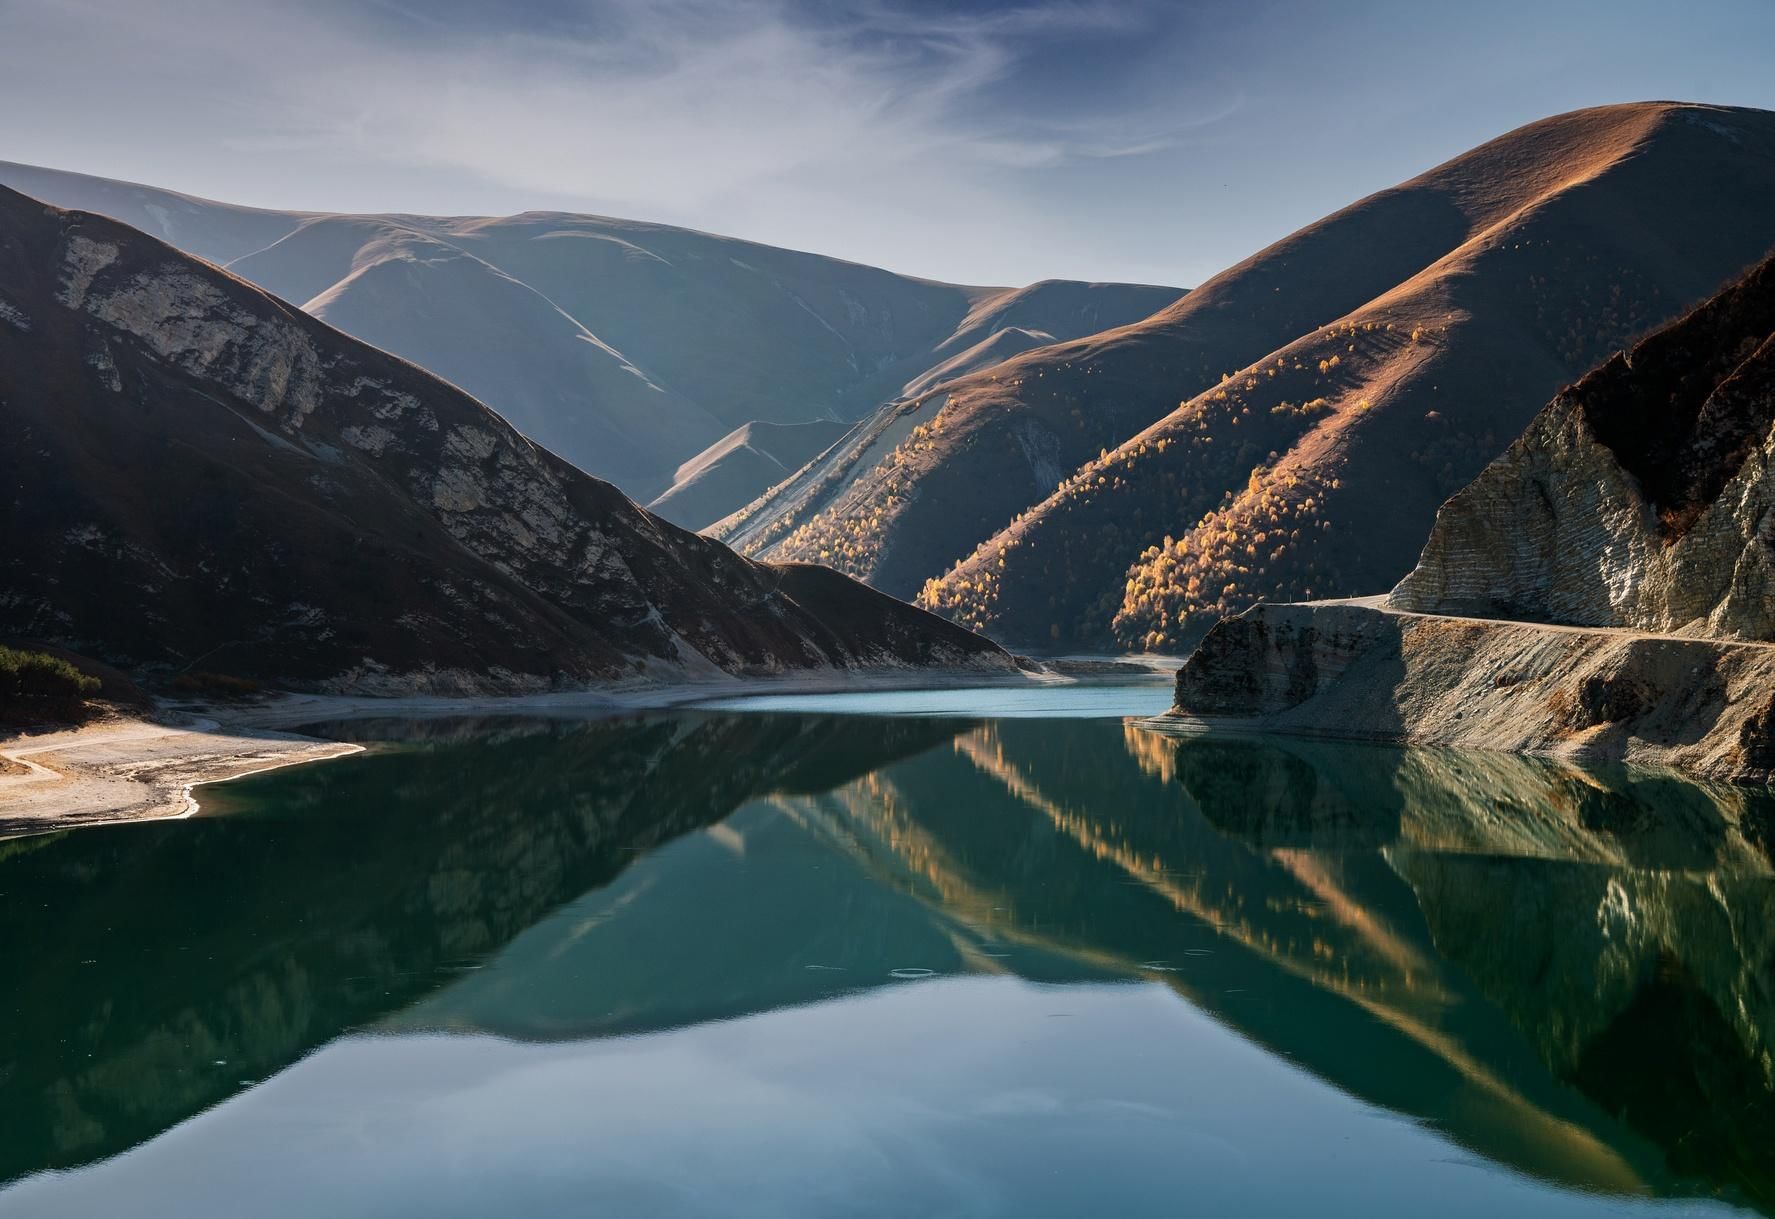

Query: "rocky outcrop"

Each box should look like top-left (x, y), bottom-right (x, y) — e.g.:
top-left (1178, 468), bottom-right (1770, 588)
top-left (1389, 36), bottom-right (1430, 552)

top-left (1391, 251), bottom-right (1775, 636)
top-left (1162, 602), bottom-right (1775, 784)
top-left (1163, 250), bottom-right (1775, 782)
top-left (0, 187), bottom-right (1010, 692)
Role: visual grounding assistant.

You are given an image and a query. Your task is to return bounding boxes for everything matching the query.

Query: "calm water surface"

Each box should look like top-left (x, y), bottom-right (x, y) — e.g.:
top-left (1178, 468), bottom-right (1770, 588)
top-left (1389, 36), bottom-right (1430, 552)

top-left (2, 684), bottom-right (1772, 1217)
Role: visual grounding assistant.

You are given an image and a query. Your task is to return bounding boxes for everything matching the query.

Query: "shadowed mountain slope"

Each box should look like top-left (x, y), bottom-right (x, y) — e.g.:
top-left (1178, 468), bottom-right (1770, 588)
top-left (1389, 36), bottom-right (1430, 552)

top-left (0, 161), bottom-right (1184, 498)
top-left (713, 103), bottom-right (1775, 652)
top-left (0, 187), bottom-right (1008, 692)
top-left (0, 161), bottom-right (307, 266)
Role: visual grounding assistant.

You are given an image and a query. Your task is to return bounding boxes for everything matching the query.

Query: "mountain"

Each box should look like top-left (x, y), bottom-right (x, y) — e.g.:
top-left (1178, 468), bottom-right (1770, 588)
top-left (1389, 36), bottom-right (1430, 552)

top-left (646, 418), bottom-right (851, 530)
top-left (1161, 250), bottom-right (1775, 783)
top-left (0, 185), bottom-right (1009, 692)
top-left (0, 160), bottom-right (305, 266)
top-left (0, 161), bottom-right (1184, 498)
top-left (712, 103), bottom-right (1775, 651)
top-left (256, 218), bottom-right (732, 497)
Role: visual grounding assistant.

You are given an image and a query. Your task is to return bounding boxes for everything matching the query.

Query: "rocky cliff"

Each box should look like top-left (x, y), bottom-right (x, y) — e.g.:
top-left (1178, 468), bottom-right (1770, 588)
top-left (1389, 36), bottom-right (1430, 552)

top-left (1162, 249), bottom-right (1775, 782)
top-left (0, 187), bottom-right (1010, 692)
top-left (1391, 249), bottom-right (1775, 636)
top-left (1163, 602), bottom-right (1775, 783)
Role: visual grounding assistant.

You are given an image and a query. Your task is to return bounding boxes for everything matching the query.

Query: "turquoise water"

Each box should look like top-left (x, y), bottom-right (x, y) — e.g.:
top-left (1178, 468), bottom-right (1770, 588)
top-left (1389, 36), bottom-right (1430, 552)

top-left (2, 686), bottom-right (1771, 1217)
top-left (691, 680), bottom-right (1176, 717)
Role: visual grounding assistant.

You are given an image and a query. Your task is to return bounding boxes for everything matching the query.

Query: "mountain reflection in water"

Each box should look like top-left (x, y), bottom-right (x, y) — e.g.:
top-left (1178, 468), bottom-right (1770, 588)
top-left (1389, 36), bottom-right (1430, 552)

top-left (1, 709), bottom-right (1771, 1217)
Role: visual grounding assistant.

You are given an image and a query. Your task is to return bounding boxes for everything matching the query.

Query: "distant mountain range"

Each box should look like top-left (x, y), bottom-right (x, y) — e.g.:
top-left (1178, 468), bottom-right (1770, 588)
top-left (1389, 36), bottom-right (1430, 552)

top-left (0, 160), bottom-right (1183, 506)
top-left (712, 102), bottom-right (1775, 650)
top-left (12, 101), bottom-right (1775, 669)
top-left (0, 185), bottom-right (1008, 691)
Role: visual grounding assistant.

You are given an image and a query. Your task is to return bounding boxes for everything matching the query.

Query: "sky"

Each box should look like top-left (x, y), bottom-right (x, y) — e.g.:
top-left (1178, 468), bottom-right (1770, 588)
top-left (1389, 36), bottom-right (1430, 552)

top-left (3, 0), bottom-right (1774, 288)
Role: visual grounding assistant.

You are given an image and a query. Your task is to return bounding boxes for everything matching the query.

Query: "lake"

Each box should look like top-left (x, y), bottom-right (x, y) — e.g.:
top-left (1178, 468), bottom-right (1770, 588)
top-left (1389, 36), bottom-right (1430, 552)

top-left (2, 684), bottom-right (1771, 1217)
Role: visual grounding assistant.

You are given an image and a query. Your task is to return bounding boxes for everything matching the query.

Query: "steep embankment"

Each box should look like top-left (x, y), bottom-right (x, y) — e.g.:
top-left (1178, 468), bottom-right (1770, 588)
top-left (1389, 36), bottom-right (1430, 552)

top-left (713, 103), bottom-right (1775, 650)
top-left (918, 103), bottom-right (1775, 650)
top-left (0, 160), bottom-right (1184, 500)
top-left (0, 186), bottom-right (1009, 692)
top-left (1161, 248), bottom-right (1775, 782)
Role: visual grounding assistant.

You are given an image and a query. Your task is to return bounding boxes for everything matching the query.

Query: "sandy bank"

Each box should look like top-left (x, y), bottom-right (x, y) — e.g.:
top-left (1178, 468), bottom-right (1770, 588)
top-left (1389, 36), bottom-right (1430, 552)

top-left (0, 717), bottom-right (362, 837)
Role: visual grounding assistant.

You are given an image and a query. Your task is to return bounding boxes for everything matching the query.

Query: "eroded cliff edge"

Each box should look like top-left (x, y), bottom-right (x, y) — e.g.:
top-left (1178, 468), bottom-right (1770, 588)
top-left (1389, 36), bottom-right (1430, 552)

top-left (1389, 251), bottom-right (1775, 634)
top-left (1159, 602), bottom-right (1775, 783)
top-left (1158, 250), bottom-right (1775, 782)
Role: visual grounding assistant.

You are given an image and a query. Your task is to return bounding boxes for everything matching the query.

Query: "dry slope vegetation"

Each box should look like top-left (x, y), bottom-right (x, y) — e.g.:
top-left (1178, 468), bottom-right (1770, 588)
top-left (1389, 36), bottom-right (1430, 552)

top-left (717, 103), bottom-right (1775, 651)
top-left (923, 103), bottom-right (1775, 649)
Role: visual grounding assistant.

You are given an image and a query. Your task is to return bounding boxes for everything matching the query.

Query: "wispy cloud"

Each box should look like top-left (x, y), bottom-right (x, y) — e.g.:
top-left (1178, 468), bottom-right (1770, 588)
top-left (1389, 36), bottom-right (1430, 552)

top-left (5, 0), bottom-right (1206, 204)
top-left (0, 0), bottom-right (1255, 281)
top-left (5, 0), bottom-right (1774, 286)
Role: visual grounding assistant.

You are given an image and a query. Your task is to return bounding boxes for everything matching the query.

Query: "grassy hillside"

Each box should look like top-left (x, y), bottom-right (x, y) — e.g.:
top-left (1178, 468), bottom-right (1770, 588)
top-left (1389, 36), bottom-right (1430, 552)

top-left (716, 104), bottom-right (1775, 653)
top-left (928, 104), bottom-right (1775, 649)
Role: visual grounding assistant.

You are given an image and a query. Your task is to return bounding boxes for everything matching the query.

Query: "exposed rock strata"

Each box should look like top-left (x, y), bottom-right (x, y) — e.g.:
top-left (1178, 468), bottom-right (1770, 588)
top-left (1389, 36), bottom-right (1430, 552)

top-left (1165, 251), bottom-right (1775, 782)
top-left (1160, 602), bottom-right (1775, 784)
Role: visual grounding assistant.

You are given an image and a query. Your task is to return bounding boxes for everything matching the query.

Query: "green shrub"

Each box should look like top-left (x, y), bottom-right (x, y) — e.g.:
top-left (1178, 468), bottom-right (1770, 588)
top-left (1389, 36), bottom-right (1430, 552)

top-left (0, 646), bottom-right (102, 724)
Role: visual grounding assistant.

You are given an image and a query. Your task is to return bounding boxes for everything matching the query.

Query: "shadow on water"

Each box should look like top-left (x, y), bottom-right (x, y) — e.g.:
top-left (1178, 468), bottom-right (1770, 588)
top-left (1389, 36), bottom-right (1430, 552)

top-left (2, 711), bottom-right (1773, 1213)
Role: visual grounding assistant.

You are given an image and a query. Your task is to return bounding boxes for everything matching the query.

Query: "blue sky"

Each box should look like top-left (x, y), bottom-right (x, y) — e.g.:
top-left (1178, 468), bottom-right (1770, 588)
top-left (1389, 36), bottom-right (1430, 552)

top-left (3, 0), bottom-right (1774, 286)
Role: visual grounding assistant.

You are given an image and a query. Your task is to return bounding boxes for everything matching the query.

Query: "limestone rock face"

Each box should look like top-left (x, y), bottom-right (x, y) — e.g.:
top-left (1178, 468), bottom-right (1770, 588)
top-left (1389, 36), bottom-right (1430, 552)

top-left (1390, 253), bottom-right (1775, 638)
top-left (1164, 253), bottom-right (1775, 782)
top-left (1165, 603), bottom-right (1775, 784)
